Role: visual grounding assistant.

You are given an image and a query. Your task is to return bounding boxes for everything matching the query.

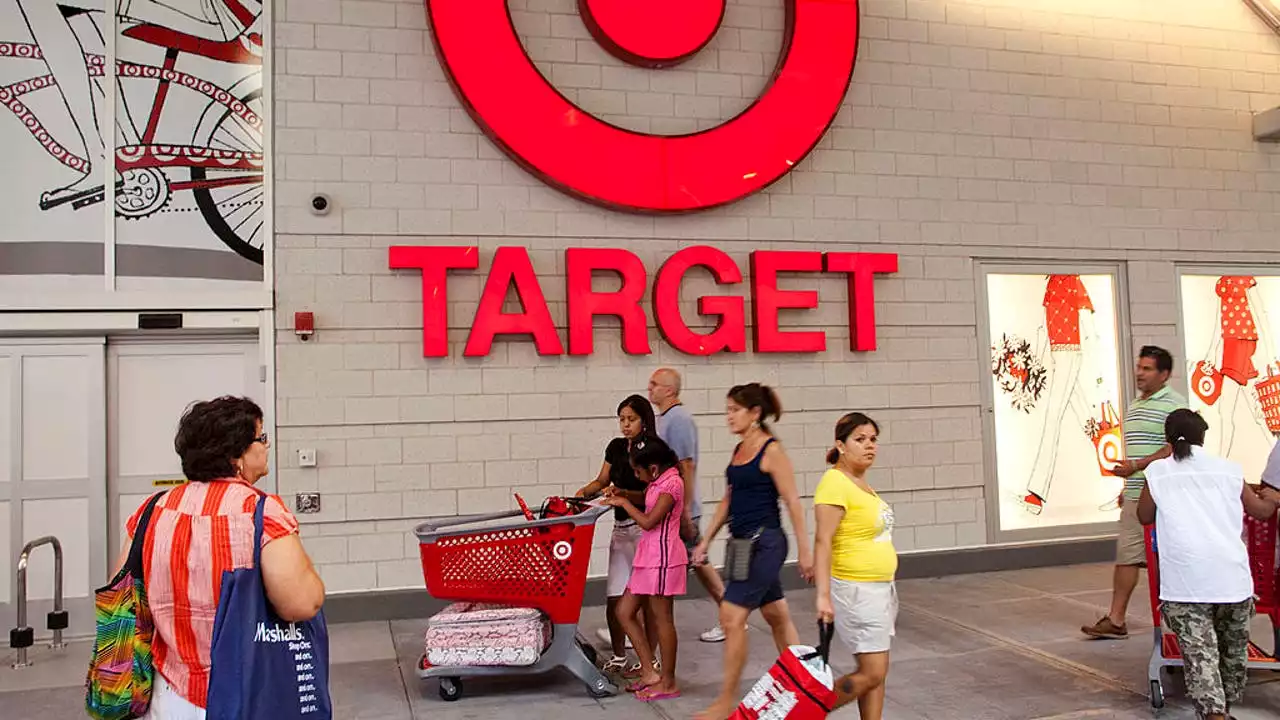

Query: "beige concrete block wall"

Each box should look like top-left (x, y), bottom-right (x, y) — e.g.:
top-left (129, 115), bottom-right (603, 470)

top-left (273, 0), bottom-right (1280, 593)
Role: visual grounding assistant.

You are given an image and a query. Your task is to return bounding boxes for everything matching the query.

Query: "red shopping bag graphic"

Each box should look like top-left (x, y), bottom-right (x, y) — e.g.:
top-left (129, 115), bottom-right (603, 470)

top-left (730, 624), bottom-right (836, 720)
top-left (1088, 402), bottom-right (1125, 477)
top-left (1254, 364), bottom-right (1280, 434)
top-left (1192, 361), bottom-right (1224, 405)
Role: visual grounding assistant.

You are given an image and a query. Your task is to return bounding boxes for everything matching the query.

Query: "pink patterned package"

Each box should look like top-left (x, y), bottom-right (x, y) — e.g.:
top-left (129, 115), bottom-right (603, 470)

top-left (424, 602), bottom-right (553, 667)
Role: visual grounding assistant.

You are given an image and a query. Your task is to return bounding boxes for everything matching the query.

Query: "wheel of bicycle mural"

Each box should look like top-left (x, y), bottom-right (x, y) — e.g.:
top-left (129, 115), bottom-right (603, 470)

top-left (190, 87), bottom-right (264, 265)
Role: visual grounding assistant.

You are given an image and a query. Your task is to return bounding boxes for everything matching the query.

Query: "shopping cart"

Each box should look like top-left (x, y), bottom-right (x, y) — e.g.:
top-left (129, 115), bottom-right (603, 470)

top-left (1143, 514), bottom-right (1280, 709)
top-left (414, 494), bottom-right (618, 702)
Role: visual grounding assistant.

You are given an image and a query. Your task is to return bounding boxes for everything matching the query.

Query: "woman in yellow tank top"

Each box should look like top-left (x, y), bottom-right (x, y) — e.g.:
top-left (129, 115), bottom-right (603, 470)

top-left (813, 412), bottom-right (898, 720)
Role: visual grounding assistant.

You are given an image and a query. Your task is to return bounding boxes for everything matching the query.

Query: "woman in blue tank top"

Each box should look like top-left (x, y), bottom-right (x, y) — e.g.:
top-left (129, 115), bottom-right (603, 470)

top-left (692, 383), bottom-right (814, 720)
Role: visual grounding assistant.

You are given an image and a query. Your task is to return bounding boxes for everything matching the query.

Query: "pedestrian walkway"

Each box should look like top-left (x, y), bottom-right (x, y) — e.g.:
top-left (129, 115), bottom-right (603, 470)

top-left (2, 563), bottom-right (1277, 718)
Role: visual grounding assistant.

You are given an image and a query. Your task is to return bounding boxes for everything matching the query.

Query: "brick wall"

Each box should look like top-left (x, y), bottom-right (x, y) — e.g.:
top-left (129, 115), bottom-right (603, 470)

top-left (273, 0), bottom-right (1280, 592)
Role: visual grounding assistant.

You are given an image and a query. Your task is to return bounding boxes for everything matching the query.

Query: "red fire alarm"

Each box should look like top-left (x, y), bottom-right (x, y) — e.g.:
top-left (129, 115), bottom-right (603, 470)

top-left (295, 311), bottom-right (315, 341)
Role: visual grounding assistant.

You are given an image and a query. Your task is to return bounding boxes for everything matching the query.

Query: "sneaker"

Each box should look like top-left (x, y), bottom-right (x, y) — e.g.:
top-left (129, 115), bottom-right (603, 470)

top-left (700, 625), bottom-right (726, 643)
top-left (1081, 616), bottom-right (1128, 639)
top-left (597, 627), bottom-right (632, 649)
top-left (1022, 492), bottom-right (1045, 515)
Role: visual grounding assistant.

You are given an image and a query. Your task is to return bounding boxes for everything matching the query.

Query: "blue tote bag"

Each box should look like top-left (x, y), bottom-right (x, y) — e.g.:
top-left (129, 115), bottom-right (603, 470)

top-left (206, 495), bottom-right (332, 719)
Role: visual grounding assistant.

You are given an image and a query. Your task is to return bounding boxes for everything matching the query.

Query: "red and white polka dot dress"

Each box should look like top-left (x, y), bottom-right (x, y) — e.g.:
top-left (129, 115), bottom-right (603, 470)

top-left (1043, 275), bottom-right (1094, 351)
top-left (1216, 276), bottom-right (1259, 385)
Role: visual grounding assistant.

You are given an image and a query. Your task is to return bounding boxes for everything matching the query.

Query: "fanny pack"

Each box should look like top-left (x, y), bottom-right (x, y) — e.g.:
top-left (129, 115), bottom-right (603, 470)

top-left (723, 528), bottom-right (764, 583)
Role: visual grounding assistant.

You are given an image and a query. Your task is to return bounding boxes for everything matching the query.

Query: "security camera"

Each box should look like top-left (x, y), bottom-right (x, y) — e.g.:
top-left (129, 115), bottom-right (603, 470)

top-left (309, 193), bottom-right (331, 216)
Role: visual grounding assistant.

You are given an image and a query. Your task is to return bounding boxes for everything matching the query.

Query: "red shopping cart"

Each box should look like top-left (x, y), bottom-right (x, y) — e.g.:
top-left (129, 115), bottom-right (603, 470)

top-left (414, 494), bottom-right (618, 702)
top-left (1143, 513), bottom-right (1280, 709)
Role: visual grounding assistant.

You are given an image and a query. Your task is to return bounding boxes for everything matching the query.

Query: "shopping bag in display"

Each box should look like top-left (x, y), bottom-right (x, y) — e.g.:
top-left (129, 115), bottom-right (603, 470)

top-left (205, 495), bottom-right (332, 720)
top-left (1088, 402), bottom-right (1125, 477)
top-left (1192, 360), bottom-right (1224, 405)
top-left (729, 622), bottom-right (836, 720)
top-left (1254, 364), bottom-right (1280, 434)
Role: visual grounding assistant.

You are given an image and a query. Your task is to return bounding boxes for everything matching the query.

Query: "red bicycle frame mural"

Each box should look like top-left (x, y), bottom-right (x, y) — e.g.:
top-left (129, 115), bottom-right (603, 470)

top-left (0, 2), bottom-right (265, 264)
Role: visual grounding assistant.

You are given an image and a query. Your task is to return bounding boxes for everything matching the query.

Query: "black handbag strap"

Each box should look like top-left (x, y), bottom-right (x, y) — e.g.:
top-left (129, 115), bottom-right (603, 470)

top-left (801, 620), bottom-right (836, 664)
top-left (126, 491), bottom-right (168, 577)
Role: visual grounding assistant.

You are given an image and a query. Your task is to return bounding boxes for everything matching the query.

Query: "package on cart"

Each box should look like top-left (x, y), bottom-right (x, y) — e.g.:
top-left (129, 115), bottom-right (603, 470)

top-left (424, 602), bottom-right (552, 667)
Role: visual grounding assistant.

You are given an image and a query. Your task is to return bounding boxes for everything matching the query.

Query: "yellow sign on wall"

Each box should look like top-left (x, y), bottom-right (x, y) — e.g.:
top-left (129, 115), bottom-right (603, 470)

top-left (152, 478), bottom-right (186, 487)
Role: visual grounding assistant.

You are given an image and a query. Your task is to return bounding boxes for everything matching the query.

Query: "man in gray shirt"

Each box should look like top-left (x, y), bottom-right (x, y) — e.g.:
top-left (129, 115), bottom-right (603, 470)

top-left (649, 368), bottom-right (729, 643)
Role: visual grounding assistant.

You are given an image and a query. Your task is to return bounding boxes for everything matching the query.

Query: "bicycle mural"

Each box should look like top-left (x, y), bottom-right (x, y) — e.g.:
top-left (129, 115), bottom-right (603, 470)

top-left (0, 0), bottom-right (265, 277)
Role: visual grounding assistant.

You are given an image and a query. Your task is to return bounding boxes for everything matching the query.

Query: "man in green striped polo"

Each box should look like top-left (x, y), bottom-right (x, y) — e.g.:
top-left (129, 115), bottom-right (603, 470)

top-left (1082, 345), bottom-right (1186, 640)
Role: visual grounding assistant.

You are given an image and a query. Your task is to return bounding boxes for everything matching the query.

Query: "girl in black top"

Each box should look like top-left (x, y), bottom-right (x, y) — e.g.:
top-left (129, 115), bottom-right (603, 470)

top-left (576, 394), bottom-right (660, 677)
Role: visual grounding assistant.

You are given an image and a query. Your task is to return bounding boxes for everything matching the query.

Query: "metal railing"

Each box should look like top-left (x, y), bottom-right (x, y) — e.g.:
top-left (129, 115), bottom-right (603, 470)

top-left (9, 536), bottom-right (68, 669)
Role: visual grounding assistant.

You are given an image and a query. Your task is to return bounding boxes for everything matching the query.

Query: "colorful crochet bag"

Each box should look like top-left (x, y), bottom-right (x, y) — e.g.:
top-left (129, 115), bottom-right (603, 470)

top-left (85, 491), bottom-right (165, 720)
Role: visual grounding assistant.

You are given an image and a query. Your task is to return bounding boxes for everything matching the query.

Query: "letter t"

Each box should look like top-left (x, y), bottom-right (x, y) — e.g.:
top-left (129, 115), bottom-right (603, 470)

top-left (824, 252), bottom-right (898, 351)
top-left (389, 246), bottom-right (480, 357)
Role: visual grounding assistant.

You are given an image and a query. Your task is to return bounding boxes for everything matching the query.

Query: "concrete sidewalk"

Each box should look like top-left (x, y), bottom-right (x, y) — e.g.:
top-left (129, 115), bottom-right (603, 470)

top-left (3, 563), bottom-right (1278, 718)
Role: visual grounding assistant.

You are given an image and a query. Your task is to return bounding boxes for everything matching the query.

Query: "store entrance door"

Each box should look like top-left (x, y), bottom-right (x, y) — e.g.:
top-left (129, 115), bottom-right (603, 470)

top-left (0, 339), bottom-right (107, 639)
top-left (106, 336), bottom-right (265, 556)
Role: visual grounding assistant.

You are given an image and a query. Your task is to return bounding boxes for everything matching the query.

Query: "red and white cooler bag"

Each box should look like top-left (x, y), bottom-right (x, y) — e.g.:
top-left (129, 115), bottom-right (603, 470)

top-left (730, 623), bottom-right (837, 720)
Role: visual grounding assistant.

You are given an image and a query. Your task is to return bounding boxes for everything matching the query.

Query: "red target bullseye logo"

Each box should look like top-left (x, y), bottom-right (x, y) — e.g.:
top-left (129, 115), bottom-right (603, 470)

top-left (425, 0), bottom-right (861, 212)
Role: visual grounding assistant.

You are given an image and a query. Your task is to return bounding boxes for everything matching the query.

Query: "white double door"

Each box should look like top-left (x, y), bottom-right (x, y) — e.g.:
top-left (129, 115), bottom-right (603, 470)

top-left (0, 335), bottom-right (264, 640)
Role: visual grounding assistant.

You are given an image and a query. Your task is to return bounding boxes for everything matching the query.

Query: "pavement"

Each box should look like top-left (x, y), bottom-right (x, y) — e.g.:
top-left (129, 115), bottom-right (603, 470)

top-left (3, 562), bottom-right (1279, 719)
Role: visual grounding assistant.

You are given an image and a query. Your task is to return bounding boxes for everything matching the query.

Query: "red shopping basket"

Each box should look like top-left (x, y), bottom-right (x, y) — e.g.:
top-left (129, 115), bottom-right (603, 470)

top-left (1255, 364), bottom-right (1280, 434)
top-left (730, 622), bottom-right (838, 720)
top-left (416, 500), bottom-right (601, 625)
top-left (1246, 512), bottom-right (1279, 625)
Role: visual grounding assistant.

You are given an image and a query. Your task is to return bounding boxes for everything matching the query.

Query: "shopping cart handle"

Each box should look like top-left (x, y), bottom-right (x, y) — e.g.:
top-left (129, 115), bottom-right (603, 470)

top-left (415, 509), bottom-right (526, 535)
top-left (413, 503), bottom-right (611, 544)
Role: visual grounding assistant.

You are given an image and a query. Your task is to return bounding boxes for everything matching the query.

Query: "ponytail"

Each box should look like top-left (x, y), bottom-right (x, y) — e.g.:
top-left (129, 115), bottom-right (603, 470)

top-left (629, 435), bottom-right (679, 474)
top-left (727, 383), bottom-right (783, 432)
top-left (1163, 409), bottom-right (1207, 462)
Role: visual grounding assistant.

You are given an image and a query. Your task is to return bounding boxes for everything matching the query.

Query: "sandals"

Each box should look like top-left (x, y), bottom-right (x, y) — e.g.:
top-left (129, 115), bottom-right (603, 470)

top-left (602, 655), bottom-right (661, 678)
top-left (601, 655), bottom-right (629, 674)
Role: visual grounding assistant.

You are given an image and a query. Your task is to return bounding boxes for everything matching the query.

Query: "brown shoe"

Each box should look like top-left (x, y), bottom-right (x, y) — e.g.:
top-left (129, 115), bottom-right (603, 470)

top-left (1081, 616), bottom-right (1128, 639)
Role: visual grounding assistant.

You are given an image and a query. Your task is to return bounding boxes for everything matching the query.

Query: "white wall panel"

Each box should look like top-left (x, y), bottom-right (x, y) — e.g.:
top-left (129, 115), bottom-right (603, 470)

top-left (22, 354), bottom-right (91, 482)
top-left (116, 347), bottom-right (255, 479)
top-left (23, 498), bottom-right (90, 600)
top-left (0, 501), bottom-right (9, 602)
top-left (117, 492), bottom-right (152, 545)
top-left (0, 356), bottom-right (11, 485)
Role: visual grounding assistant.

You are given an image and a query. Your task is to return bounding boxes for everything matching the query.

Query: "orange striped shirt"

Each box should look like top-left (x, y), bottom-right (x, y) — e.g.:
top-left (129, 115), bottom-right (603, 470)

top-left (126, 479), bottom-right (299, 708)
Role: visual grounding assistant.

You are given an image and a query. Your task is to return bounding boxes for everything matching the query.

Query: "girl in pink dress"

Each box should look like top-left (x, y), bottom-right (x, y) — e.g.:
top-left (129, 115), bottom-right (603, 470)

top-left (602, 436), bottom-right (688, 702)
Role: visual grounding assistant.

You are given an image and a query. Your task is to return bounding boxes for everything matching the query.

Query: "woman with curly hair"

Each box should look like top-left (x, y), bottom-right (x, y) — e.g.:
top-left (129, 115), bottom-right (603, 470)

top-left (113, 396), bottom-right (325, 719)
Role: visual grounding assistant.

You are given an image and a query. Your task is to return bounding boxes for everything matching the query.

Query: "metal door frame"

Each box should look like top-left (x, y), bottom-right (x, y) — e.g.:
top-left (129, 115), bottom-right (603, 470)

top-left (0, 338), bottom-right (107, 640)
top-left (105, 334), bottom-right (268, 554)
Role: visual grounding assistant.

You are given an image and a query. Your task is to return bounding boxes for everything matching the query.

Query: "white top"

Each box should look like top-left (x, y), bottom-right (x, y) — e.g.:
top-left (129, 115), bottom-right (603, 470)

top-left (1145, 447), bottom-right (1253, 603)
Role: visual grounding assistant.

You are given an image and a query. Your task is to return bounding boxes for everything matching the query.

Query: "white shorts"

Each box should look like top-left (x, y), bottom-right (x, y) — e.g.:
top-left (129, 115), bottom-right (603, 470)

top-left (142, 672), bottom-right (206, 720)
top-left (606, 522), bottom-right (643, 598)
top-left (831, 578), bottom-right (897, 655)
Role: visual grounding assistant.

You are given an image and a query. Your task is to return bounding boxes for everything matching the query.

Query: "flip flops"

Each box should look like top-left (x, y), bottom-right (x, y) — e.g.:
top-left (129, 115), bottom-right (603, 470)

top-left (636, 687), bottom-right (681, 702)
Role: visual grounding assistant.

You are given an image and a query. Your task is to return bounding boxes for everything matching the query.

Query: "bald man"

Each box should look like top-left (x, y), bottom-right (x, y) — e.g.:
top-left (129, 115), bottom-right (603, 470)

top-left (649, 368), bottom-right (730, 643)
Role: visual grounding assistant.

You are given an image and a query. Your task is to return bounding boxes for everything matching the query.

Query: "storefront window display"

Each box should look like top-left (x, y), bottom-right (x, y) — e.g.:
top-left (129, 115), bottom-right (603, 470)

top-left (1180, 272), bottom-right (1280, 483)
top-left (983, 270), bottom-right (1127, 534)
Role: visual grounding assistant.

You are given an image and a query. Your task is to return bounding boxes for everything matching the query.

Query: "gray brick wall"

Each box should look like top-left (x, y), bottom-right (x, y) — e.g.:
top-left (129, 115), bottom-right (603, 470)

top-left (274, 0), bottom-right (1280, 592)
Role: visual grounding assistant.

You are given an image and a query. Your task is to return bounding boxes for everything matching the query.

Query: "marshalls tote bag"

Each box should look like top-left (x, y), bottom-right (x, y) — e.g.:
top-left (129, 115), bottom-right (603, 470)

top-left (206, 494), bottom-right (332, 719)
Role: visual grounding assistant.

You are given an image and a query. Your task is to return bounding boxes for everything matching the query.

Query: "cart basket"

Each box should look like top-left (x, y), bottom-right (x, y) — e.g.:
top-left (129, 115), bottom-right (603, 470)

top-left (415, 504), bottom-right (609, 625)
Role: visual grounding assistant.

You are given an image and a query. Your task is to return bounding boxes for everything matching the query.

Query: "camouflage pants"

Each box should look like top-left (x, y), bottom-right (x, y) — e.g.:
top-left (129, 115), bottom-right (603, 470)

top-left (1160, 598), bottom-right (1255, 717)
